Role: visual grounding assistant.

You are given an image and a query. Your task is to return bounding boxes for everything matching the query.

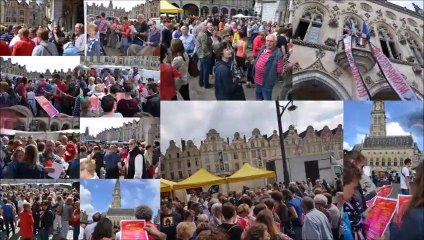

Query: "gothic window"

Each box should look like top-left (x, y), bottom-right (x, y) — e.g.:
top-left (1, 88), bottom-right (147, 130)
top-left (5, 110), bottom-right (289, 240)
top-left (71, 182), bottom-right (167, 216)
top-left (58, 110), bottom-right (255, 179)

top-left (295, 8), bottom-right (324, 44)
top-left (378, 28), bottom-right (399, 59)
top-left (187, 160), bottom-right (191, 168)
top-left (176, 153), bottom-right (180, 158)
top-left (234, 153), bottom-right (238, 159)
top-left (382, 158), bottom-right (385, 166)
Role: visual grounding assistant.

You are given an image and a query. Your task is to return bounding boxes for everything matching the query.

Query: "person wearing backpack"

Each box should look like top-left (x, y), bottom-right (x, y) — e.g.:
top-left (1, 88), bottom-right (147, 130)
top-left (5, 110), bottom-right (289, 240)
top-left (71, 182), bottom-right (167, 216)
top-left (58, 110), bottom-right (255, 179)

top-left (400, 158), bottom-right (412, 195)
top-left (32, 28), bottom-right (59, 56)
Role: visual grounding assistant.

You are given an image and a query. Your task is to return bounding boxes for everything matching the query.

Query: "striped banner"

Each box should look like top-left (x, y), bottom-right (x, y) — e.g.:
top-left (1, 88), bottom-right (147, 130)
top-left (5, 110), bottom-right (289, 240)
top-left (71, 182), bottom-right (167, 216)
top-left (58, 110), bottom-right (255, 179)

top-left (372, 47), bottom-right (419, 100)
top-left (343, 36), bottom-right (370, 100)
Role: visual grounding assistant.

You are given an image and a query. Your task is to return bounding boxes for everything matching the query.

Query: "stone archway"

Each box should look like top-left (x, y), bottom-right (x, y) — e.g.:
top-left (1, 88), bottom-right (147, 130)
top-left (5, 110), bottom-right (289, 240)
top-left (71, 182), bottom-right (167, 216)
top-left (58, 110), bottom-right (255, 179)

top-left (212, 7), bottom-right (219, 15)
top-left (51, 122), bottom-right (60, 131)
top-left (221, 8), bottom-right (228, 16)
top-left (201, 6), bottom-right (209, 17)
top-left (61, 124), bottom-right (70, 130)
top-left (238, 9), bottom-right (243, 14)
top-left (244, 10), bottom-right (249, 16)
top-left (283, 71), bottom-right (351, 100)
top-left (183, 3), bottom-right (199, 16)
top-left (230, 8), bottom-right (237, 16)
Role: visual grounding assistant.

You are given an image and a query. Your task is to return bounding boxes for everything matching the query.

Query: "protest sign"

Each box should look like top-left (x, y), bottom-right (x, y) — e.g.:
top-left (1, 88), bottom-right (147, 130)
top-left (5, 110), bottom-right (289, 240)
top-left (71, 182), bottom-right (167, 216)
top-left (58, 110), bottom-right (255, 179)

top-left (396, 194), bottom-right (412, 227)
top-left (35, 96), bottom-right (59, 117)
top-left (363, 197), bottom-right (397, 239)
top-left (121, 220), bottom-right (149, 240)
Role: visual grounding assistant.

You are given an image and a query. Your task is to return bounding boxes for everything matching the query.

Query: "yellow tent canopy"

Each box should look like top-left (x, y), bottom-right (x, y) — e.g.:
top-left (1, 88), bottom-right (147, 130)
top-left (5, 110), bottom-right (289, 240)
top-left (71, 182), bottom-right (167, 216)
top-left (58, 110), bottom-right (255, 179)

top-left (160, 0), bottom-right (183, 14)
top-left (160, 178), bottom-right (177, 192)
top-left (226, 163), bottom-right (276, 183)
top-left (173, 168), bottom-right (226, 190)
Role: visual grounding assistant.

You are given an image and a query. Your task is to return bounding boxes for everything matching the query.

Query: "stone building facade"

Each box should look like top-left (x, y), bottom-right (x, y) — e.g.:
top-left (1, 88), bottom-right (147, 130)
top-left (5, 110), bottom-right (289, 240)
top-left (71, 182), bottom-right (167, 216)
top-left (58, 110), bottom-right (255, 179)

top-left (0, 0), bottom-right (83, 30)
top-left (87, 0), bottom-right (159, 19)
top-left (82, 56), bottom-right (160, 70)
top-left (287, 0), bottom-right (424, 100)
top-left (254, 0), bottom-right (290, 24)
top-left (169, 0), bottom-right (254, 17)
top-left (162, 125), bottom-right (343, 184)
top-left (95, 118), bottom-right (160, 145)
top-left (0, 117), bottom-right (79, 132)
top-left (358, 101), bottom-right (422, 174)
top-left (1, 57), bottom-right (73, 79)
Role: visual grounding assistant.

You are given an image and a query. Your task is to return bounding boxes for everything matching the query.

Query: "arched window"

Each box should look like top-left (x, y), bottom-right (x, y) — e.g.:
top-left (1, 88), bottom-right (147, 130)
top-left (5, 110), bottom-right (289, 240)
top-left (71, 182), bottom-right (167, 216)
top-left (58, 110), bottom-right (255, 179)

top-left (378, 26), bottom-right (399, 59)
top-left (295, 7), bottom-right (324, 43)
top-left (394, 157), bottom-right (397, 166)
top-left (382, 157), bottom-right (385, 166)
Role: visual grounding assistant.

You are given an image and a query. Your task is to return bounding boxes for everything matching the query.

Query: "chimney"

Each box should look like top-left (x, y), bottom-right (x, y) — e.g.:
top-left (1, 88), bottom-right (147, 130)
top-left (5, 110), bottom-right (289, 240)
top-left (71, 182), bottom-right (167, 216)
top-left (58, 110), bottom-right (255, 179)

top-left (243, 135), bottom-right (246, 143)
top-left (263, 134), bottom-right (268, 140)
top-left (227, 137), bottom-right (230, 144)
top-left (181, 140), bottom-right (186, 151)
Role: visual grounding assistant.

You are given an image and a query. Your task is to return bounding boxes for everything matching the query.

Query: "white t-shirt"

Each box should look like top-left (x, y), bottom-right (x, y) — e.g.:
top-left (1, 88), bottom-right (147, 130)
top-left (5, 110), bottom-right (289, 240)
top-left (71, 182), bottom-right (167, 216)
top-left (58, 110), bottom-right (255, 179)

top-left (400, 166), bottom-right (410, 190)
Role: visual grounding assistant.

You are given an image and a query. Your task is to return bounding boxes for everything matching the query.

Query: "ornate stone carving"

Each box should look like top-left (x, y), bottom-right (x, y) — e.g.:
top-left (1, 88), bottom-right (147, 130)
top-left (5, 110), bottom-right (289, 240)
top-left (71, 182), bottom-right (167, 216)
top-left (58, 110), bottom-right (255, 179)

top-left (406, 56), bottom-right (416, 63)
top-left (315, 49), bottom-right (325, 59)
top-left (414, 28), bottom-right (420, 34)
top-left (360, 3), bottom-right (373, 13)
top-left (330, 67), bottom-right (344, 79)
top-left (324, 38), bottom-right (337, 47)
top-left (400, 18), bottom-right (406, 27)
top-left (385, 11), bottom-right (396, 20)
top-left (392, 23), bottom-right (398, 29)
top-left (292, 39), bottom-right (336, 52)
top-left (399, 34), bottom-right (407, 45)
top-left (328, 18), bottom-right (338, 28)
top-left (376, 9), bottom-right (383, 17)
top-left (304, 58), bottom-right (328, 73)
top-left (365, 76), bottom-right (374, 85)
top-left (412, 64), bottom-right (422, 74)
top-left (332, 5), bottom-right (339, 11)
top-left (364, 13), bottom-right (371, 19)
top-left (347, 2), bottom-right (357, 12)
top-left (407, 18), bottom-right (418, 27)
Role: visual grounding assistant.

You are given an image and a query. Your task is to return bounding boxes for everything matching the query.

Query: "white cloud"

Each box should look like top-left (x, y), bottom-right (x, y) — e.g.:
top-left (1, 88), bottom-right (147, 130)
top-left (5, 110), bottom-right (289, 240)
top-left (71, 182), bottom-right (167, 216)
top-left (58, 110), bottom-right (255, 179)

top-left (120, 180), bottom-right (160, 212)
top-left (386, 122), bottom-right (410, 136)
top-left (344, 141), bottom-right (352, 150)
top-left (80, 184), bottom-right (95, 217)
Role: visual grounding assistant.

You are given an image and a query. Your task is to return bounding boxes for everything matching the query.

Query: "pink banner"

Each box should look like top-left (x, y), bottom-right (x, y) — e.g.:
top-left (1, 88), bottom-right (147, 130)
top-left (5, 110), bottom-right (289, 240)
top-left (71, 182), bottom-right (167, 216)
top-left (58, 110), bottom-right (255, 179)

top-left (366, 196), bottom-right (376, 208)
top-left (121, 220), bottom-right (149, 240)
top-left (397, 194), bottom-right (412, 227)
top-left (343, 36), bottom-right (370, 100)
top-left (372, 47), bottom-right (419, 100)
top-left (363, 197), bottom-right (397, 239)
top-left (116, 92), bottom-right (126, 102)
top-left (35, 96), bottom-right (59, 118)
top-left (376, 185), bottom-right (393, 198)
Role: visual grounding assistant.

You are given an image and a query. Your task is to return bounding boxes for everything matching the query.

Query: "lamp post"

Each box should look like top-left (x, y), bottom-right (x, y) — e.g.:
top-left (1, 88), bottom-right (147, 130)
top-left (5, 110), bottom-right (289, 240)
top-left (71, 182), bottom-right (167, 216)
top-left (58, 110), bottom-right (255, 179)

top-left (275, 100), bottom-right (297, 187)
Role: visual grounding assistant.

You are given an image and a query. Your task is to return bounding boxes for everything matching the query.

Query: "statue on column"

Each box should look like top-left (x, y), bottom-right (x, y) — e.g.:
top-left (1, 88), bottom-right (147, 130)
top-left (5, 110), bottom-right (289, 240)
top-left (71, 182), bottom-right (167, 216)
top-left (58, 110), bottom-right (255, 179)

top-left (412, 3), bottom-right (424, 15)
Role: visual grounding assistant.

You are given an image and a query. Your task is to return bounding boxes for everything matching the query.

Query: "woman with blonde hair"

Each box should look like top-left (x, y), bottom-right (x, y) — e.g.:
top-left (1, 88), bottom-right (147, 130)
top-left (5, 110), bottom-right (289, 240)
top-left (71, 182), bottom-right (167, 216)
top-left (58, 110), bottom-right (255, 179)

top-left (14, 144), bottom-right (45, 179)
top-left (3, 146), bottom-right (24, 178)
top-left (176, 221), bottom-right (196, 240)
top-left (80, 159), bottom-right (98, 179)
top-left (255, 209), bottom-right (292, 240)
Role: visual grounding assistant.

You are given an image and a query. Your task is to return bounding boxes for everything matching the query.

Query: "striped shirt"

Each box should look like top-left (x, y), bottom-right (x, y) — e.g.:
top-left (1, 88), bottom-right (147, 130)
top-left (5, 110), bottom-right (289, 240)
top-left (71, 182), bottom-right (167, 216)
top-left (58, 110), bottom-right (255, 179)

top-left (254, 49), bottom-right (283, 86)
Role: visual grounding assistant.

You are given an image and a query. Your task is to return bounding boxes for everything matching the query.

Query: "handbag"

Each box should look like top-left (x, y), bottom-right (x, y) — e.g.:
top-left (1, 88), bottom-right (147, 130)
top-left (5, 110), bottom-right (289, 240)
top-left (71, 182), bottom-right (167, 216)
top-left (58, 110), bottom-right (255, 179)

top-left (230, 78), bottom-right (246, 100)
top-left (188, 56), bottom-right (199, 77)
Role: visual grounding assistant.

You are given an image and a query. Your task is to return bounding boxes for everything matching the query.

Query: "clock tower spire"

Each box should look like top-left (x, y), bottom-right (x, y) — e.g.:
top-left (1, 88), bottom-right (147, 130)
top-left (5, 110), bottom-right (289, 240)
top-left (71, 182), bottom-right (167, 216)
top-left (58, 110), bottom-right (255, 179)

top-left (370, 101), bottom-right (386, 137)
top-left (111, 180), bottom-right (121, 208)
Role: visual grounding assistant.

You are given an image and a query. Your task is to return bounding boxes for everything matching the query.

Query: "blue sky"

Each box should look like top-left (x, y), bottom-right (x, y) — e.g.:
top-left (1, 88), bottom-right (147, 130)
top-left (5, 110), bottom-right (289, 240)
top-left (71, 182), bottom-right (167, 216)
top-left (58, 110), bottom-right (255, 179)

top-left (344, 101), bottom-right (423, 151)
top-left (80, 179), bottom-right (160, 218)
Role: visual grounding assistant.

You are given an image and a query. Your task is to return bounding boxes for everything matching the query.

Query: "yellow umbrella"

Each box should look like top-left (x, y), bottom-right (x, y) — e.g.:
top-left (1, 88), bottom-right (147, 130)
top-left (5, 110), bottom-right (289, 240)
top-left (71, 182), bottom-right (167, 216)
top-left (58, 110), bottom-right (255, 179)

top-left (226, 163), bottom-right (276, 183)
top-left (160, 178), bottom-right (177, 192)
top-left (160, 0), bottom-right (183, 14)
top-left (173, 168), bottom-right (226, 190)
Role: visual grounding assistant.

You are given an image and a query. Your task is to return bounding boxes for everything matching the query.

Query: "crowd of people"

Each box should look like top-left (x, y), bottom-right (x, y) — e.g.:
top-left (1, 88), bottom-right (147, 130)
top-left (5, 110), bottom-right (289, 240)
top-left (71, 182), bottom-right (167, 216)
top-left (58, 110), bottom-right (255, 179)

top-left (0, 183), bottom-right (80, 240)
top-left (0, 135), bottom-right (80, 179)
top-left (157, 177), bottom-right (343, 240)
top-left (343, 151), bottom-right (424, 239)
top-left (159, 15), bottom-right (294, 101)
top-left (86, 13), bottom-right (160, 56)
top-left (0, 23), bottom-right (85, 56)
top-left (0, 73), bottom-right (80, 117)
top-left (79, 140), bottom-right (160, 179)
top-left (79, 66), bottom-right (160, 118)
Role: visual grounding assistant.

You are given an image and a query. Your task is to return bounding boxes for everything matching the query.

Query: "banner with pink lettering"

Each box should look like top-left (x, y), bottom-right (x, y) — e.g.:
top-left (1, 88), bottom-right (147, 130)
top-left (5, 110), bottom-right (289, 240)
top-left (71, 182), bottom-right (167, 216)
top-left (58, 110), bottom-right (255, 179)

top-left (397, 194), bottom-right (412, 227)
top-left (35, 96), bottom-right (59, 118)
top-left (363, 197), bottom-right (397, 239)
top-left (343, 36), bottom-right (370, 100)
top-left (372, 47), bottom-right (419, 100)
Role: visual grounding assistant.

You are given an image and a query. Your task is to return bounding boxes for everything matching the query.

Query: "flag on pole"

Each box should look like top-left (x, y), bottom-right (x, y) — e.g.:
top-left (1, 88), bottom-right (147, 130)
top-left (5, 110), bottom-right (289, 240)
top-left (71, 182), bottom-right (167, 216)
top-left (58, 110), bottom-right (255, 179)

top-left (362, 20), bottom-right (371, 41)
top-left (350, 18), bottom-right (357, 36)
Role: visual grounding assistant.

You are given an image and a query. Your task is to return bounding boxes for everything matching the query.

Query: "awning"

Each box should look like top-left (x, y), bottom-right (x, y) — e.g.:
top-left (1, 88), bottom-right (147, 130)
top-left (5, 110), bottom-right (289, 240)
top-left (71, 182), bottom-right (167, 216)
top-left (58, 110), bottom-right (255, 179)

top-left (160, 178), bottom-right (177, 192)
top-left (173, 168), bottom-right (226, 190)
top-left (160, 0), bottom-right (183, 14)
top-left (225, 163), bottom-right (276, 183)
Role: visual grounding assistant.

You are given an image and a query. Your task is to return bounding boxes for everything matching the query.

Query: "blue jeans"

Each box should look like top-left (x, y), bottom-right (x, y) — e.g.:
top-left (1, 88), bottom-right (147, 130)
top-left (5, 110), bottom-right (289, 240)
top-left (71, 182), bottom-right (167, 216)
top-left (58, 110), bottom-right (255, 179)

top-left (255, 84), bottom-right (273, 100)
top-left (401, 189), bottom-right (409, 195)
top-left (39, 227), bottom-right (51, 240)
top-left (73, 225), bottom-right (80, 240)
top-left (120, 38), bottom-right (129, 53)
top-left (199, 56), bottom-right (211, 87)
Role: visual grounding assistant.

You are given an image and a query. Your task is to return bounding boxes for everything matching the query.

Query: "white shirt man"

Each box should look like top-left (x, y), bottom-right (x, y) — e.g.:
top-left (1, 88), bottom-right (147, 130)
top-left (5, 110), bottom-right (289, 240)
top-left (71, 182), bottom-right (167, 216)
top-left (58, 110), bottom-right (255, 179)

top-left (400, 158), bottom-right (412, 195)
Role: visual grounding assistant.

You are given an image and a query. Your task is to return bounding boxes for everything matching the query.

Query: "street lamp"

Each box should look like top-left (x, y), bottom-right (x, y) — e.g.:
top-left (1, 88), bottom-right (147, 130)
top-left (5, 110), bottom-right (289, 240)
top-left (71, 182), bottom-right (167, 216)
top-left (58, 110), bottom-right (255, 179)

top-left (275, 100), bottom-right (297, 187)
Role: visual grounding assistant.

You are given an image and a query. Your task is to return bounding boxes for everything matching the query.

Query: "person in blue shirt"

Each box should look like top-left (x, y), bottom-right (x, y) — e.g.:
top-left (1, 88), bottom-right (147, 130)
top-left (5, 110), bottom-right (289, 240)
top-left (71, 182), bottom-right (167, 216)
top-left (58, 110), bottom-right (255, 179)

top-left (283, 189), bottom-right (303, 240)
top-left (103, 145), bottom-right (121, 179)
top-left (1, 198), bottom-right (16, 238)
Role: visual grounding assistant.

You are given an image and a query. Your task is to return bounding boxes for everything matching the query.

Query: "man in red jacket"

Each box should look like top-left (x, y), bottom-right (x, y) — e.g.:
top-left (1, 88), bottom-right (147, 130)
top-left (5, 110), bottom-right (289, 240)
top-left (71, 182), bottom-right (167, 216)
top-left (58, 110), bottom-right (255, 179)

top-left (12, 28), bottom-right (35, 56)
